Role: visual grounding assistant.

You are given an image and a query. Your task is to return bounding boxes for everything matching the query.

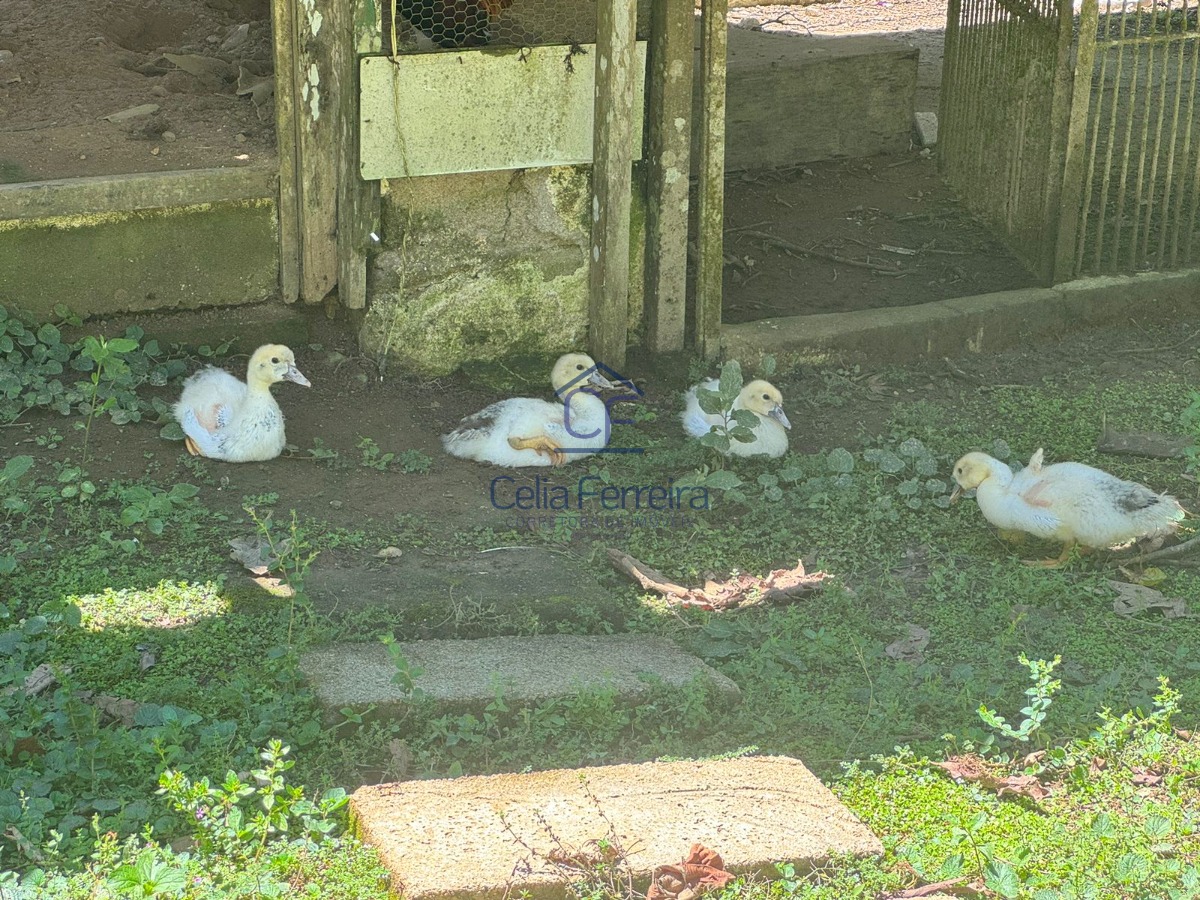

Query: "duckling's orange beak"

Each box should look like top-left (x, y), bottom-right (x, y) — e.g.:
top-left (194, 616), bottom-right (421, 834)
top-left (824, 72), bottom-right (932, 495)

top-left (285, 365), bottom-right (311, 387)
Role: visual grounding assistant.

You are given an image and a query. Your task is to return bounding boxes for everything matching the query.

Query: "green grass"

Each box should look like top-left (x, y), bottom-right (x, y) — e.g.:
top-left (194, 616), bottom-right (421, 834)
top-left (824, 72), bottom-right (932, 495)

top-left (2, 314), bottom-right (1200, 897)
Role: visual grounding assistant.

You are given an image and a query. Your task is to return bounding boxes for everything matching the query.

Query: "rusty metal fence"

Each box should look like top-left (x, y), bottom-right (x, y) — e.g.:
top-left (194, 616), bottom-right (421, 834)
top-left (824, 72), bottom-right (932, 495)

top-left (941, 0), bottom-right (1200, 282)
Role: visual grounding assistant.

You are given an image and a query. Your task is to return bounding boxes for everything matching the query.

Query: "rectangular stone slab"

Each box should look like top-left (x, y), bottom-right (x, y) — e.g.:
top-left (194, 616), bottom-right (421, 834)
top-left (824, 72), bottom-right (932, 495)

top-left (351, 756), bottom-right (882, 900)
top-left (300, 634), bottom-right (740, 712)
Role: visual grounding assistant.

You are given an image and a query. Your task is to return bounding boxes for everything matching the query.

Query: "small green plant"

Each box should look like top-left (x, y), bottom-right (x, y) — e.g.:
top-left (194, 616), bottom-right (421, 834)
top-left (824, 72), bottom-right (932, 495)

top-left (244, 506), bottom-right (320, 602)
top-left (1181, 392), bottom-right (1200, 472)
top-left (112, 481), bottom-right (201, 536)
top-left (78, 335), bottom-right (140, 460)
top-left (158, 740), bottom-right (348, 861)
top-left (306, 438), bottom-right (343, 468)
top-left (358, 436), bottom-right (394, 470)
top-left (395, 448), bottom-right (432, 474)
top-left (380, 633), bottom-right (427, 701)
top-left (694, 360), bottom-right (759, 456)
top-left (978, 655), bottom-right (1062, 745)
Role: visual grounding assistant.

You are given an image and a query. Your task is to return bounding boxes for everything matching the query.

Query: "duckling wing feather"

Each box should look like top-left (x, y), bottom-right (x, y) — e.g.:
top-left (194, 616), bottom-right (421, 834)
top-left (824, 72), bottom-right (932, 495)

top-left (178, 407), bottom-right (224, 457)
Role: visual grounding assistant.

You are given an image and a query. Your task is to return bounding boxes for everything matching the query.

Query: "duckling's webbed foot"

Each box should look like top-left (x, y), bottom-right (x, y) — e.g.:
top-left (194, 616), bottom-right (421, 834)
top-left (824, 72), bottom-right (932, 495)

top-left (1023, 541), bottom-right (1077, 568)
top-left (184, 436), bottom-right (205, 458)
top-left (508, 435), bottom-right (566, 467)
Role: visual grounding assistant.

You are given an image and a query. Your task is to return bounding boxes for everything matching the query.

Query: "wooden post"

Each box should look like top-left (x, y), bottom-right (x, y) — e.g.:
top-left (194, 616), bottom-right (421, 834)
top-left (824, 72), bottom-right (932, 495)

top-left (270, 0), bottom-right (301, 303)
top-left (589, 0), bottom-right (638, 370)
top-left (643, 0), bottom-right (694, 353)
top-left (336, 0), bottom-right (382, 310)
top-left (1051, 0), bottom-right (1097, 284)
top-left (694, 0), bottom-right (727, 359)
top-left (271, 0), bottom-right (341, 305)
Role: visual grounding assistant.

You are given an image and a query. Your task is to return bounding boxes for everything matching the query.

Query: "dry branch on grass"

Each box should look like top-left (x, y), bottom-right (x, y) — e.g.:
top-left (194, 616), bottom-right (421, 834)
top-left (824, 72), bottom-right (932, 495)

top-left (607, 549), bottom-right (832, 610)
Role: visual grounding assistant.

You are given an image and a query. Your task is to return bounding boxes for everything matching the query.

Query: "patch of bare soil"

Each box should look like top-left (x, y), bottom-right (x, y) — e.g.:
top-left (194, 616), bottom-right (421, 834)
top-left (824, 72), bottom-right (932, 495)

top-left (721, 150), bottom-right (1039, 322)
top-left (2, 314), bottom-right (1197, 553)
top-left (0, 0), bottom-right (275, 182)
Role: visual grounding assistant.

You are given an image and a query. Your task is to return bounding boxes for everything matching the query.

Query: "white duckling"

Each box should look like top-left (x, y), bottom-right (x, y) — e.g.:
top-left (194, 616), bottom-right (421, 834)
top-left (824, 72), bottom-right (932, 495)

top-left (173, 344), bottom-right (310, 463)
top-left (682, 378), bottom-right (791, 459)
top-left (442, 353), bottom-right (615, 467)
top-left (951, 448), bottom-right (1186, 566)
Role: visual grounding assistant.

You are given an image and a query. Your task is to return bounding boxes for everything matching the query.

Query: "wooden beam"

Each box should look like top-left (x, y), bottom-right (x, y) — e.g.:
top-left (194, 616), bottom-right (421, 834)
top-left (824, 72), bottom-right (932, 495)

top-left (589, 0), bottom-right (638, 370)
top-left (270, 0), bottom-right (301, 303)
top-left (294, 0), bottom-right (340, 304)
top-left (644, 0), bottom-right (694, 353)
top-left (1051, 0), bottom-right (1096, 284)
top-left (336, 0), bottom-right (382, 310)
top-left (695, 0), bottom-right (727, 358)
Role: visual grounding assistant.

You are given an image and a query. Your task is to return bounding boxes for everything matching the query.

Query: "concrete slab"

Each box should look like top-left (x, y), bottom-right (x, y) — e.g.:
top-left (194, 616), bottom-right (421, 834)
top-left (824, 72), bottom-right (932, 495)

top-left (723, 269), bottom-right (1200, 373)
top-left (914, 111), bottom-right (939, 148)
top-left (301, 634), bottom-right (739, 715)
top-left (304, 546), bottom-right (629, 635)
top-left (350, 756), bottom-right (883, 900)
top-left (707, 29), bottom-right (919, 170)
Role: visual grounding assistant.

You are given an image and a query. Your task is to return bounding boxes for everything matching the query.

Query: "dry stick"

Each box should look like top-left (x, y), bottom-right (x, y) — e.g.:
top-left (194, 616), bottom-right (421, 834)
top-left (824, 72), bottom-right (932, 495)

top-left (741, 229), bottom-right (902, 273)
top-left (1123, 534), bottom-right (1200, 566)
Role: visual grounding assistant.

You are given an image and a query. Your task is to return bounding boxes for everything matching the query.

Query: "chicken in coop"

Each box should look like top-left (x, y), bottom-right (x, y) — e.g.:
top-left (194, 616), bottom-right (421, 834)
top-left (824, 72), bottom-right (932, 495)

top-left (398, 0), bottom-right (516, 48)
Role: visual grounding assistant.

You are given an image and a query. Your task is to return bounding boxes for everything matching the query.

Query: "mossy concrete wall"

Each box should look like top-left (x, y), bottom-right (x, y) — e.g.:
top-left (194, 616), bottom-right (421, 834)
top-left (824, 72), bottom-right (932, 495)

top-left (361, 165), bottom-right (645, 375)
top-left (0, 168), bottom-right (278, 319)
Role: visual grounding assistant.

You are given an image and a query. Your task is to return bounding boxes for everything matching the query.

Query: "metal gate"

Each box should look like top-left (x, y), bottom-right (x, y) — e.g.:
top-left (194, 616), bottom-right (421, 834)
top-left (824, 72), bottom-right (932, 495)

top-left (942, 0), bottom-right (1200, 283)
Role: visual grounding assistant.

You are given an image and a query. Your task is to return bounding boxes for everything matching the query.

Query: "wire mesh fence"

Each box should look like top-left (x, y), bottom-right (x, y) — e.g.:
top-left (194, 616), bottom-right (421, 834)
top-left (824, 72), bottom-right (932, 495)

top-left (1072, 0), bottom-right (1200, 274)
top-left (942, 0), bottom-right (1200, 281)
top-left (383, 0), bottom-right (652, 53)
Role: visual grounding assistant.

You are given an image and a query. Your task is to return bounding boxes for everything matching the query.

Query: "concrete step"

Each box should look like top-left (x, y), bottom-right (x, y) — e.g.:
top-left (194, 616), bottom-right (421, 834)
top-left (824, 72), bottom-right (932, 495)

top-left (350, 755), bottom-right (883, 900)
top-left (300, 634), bottom-right (740, 719)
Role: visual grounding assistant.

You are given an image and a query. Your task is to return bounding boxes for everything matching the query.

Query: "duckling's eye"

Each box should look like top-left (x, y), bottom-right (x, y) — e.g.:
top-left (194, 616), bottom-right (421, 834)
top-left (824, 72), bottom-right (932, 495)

top-left (271, 357), bottom-right (279, 364)
top-left (762, 393), bottom-right (770, 401)
top-left (576, 364), bottom-right (585, 370)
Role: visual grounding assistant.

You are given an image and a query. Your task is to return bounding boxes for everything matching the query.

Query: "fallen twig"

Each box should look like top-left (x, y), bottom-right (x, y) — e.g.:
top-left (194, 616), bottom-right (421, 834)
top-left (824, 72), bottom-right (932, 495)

top-left (607, 549), bottom-right (832, 610)
top-left (741, 229), bottom-right (902, 273)
top-left (1123, 534), bottom-right (1200, 566)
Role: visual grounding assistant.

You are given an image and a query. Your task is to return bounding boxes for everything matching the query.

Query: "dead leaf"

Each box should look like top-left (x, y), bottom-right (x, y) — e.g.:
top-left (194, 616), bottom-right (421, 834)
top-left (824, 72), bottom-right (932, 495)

top-left (933, 755), bottom-right (1053, 802)
top-left (1090, 756), bottom-right (1108, 776)
top-left (88, 694), bottom-right (144, 728)
top-left (885, 624), bottom-right (930, 664)
top-left (1109, 580), bottom-right (1188, 619)
top-left (647, 843), bottom-right (736, 900)
top-left (137, 645), bottom-right (156, 672)
top-left (1131, 767), bottom-right (1163, 787)
top-left (162, 53), bottom-right (234, 84)
top-left (229, 534), bottom-right (290, 576)
top-left (1118, 565), bottom-right (1169, 587)
top-left (607, 549), bottom-right (832, 611)
top-left (1020, 750), bottom-right (1046, 768)
top-left (236, 65), bottom-right (274, 106)
top-left (1175, 728), bottom-right (1193, 741)
top-left (3, 825), bottom-right (43, 863)
top-left (376, 546), bottom-right (404, 560)
top-left (8, 663), bottom-right (60, 697)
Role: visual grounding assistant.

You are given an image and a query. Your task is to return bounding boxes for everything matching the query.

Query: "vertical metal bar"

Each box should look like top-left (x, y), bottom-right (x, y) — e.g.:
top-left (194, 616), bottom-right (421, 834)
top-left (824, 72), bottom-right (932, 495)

top-left (1132, 1), bottom-right (1161, 267)
top-left (1076, 0), bottom-right (1112, 274)
top-left (1155, 14), bottom-right (1189, 265)
top-left (1111, 4), bottom-right (1142, 269)
top-left (1095, 0), bottom-right (1129, 271)
top-left (1169, 2), bottom-right (1200, 264)
top-left (1055, 0), bottom-right (1100, 282)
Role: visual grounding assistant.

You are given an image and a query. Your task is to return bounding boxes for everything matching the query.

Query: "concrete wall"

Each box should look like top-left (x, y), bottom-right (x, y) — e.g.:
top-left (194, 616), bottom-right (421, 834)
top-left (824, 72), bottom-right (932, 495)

top-left (360, 165), bottom-right (645, 375)
top-left (713, 29), bottom-right (919, 171)
top-left (0, 168), bottom-right (278, 319)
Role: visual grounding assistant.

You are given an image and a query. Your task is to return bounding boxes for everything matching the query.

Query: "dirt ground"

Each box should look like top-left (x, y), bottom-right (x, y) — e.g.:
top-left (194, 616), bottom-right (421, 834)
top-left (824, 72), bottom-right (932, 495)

top-left (2, 313), bottom-right (1196, 559)
top-left (0, 0), bottom-right (276, 182)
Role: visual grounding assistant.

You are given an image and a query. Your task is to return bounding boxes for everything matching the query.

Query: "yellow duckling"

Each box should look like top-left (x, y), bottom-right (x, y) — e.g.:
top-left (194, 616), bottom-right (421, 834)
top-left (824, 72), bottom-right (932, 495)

top-left (441, 353), bottom-right (614, 467)
top-left (951, 448), bottom-right (1186, 566)
top-left (681, 378), bottom-right (791, 459)
top-left (173, 344), bottom-right (310, 462)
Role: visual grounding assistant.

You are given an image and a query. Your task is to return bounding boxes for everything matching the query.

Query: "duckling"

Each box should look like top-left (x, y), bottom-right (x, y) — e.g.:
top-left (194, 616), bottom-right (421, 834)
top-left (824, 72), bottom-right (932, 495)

top-left (442, 353), bottom-right (614, 467)
top-left (173, 344), bottom-right (310, 463)
top-left (681, 378), bottom-right (791, 459)
top-left (950, 448), bottom-right (1186, 566)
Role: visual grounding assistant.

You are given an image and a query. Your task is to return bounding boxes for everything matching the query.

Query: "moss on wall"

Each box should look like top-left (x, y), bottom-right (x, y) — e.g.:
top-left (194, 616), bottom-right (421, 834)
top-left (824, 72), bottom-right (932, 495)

top-left (362, 165), bottom-right (645, 375)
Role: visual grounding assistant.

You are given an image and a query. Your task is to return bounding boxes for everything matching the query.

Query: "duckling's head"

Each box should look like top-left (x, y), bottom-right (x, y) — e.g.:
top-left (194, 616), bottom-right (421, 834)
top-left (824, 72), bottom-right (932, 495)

top-left (740, 380), bottom-right (791, 429)
top-left (950, 452), bottom-right (1003, 502)
top-left (551, 353), bottom-right (614, 396)
top-left (247, 344), bottom-right (311, 390)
